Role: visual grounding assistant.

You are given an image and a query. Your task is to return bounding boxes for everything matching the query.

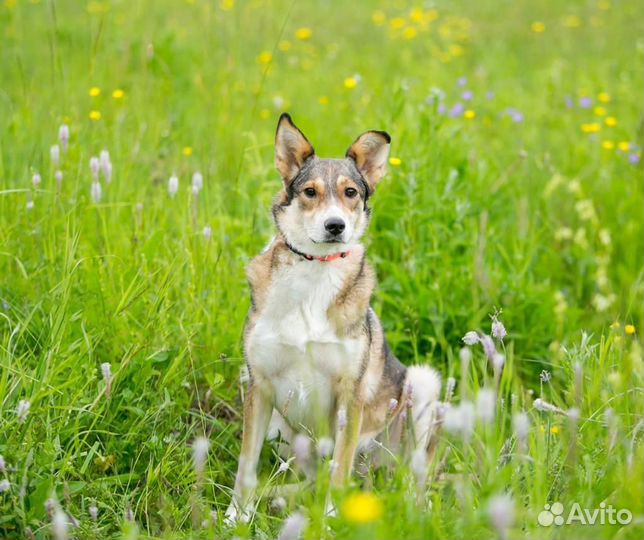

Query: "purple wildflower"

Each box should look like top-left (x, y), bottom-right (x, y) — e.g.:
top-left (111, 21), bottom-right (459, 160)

top-left (461, 90), bottom-right (473, 101)
top-left (480, 334), bottom-right (497, 361)
top-left (486, 91), bottom-right (495, 100)
top-left (457, 76), bottom-right (467, 87)
top-left (437, 103), bottom-right (447, 115)
top-left (564, 95), bottom-right (574, 108)
top-left (491, 314), bottom-right (507, 341)
top-left (579, 96), bottom-right (592, 109)
top-left (511, 110), bottom-right (524, 123)
top-left (462, 331), bottom-right (480, 346)
top-left (449, 102), bottom-right (465, 118)
top-left (628, 153), bottom-right (640, 165)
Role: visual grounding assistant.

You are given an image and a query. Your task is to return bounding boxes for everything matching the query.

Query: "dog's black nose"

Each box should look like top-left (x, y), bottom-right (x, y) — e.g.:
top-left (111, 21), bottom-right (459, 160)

top-left (324, 218), bottom-right (345, 236)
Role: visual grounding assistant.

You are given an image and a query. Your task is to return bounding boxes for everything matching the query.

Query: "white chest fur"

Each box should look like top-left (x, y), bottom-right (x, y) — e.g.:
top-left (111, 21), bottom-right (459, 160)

top-left (247, 259), bottom-right (364, 432)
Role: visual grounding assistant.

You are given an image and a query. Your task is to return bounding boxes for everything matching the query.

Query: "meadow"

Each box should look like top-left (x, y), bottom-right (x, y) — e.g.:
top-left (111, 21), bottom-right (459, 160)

top-left (1, 0), bottom-right (643, 538)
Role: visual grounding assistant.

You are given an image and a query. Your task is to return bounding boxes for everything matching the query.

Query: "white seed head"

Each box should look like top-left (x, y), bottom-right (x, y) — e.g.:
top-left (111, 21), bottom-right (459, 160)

top-left (488, 494), bottom-right (515, 537)
top-left (277, 511), bottom-right (307, 540)
top-left (89, 505), bottom-right (98, 521)
top-left (491, 316), bottom-right (507, 341)
top-left (192, 436), bottom-right (209, 475)
top-left (277, 459), bottom-right (290, 473)
top-left (445, 377), bottom-right (456, 401)
top-left (58, 124), bottom-right (70, 151)
top-left (512, 411), bottom-right (530, 440)
top-left (567, 407), bottom-right (580, 423)
top-left (270, 496), bottom-right (287, 513)
top-left (533, 398), bottom-right (564, 414)
top-left (99, 149), bottom-right (110, 169)
top-left (539, 370), bottom-right (552, 383)
top-left (0, 479), bottom-right (10, 493)
top-left (476, 388), bottom-right (496, 424)
top-left (493, 353), bottom-right (505, 372)
top-left (100, 362), bottom-right (111, 382)
top-left (90, 181), bottom-right (102, 204)
top-left (50, 145), bottom-right (60, 167)
top-left (317, 437), bottom-right (334, 458)
top-left (102, 160), bottom-right (112, 183)
top-left (462, 331), bottom-right (480, 346)
top-left (168, 174), bottom-right (179, 197)
top-left (293, 434), bottom-right (311, 469)
top-left (459, 346), bottom-right (472, 365)
top-left (52, 508), bottom-right (69, 540)
top-left (192, 171), bottom-right (204, 194)
top-left (55, 170), bottom-right (63, 187)
top-left (480, 333), bottom-right (497, 360)
top-left (444, 400), bottom-right (475, 439)
top-left (90, 157), bottom-right (100, 179)
top-left (32, 173), bottom-right (42, 188)
top-left (202, 225), bottom-right (212, 240)
top-left (17, 400), bottom-right (31, 423)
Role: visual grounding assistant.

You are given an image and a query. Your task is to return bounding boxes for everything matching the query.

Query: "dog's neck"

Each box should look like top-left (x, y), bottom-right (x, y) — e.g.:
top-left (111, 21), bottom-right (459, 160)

top-left (283, 239), bottom-right (351, 262)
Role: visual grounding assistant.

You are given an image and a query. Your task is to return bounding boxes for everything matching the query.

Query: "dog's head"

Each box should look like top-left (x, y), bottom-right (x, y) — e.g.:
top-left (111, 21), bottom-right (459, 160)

top-left (272, 113), bottom-right (391, 256)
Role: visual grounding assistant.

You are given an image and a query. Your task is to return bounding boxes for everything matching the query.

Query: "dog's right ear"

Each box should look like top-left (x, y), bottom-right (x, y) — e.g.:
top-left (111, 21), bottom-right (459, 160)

top-left (275, 113), bottom-right (315, 185)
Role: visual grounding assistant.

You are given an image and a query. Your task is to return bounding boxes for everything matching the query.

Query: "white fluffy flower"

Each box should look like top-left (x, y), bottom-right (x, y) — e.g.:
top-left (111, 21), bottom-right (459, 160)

top-left (168, 174), bottom-right (179, 197)
top-left (462, 331), bottom-right (480, 345)
top-left (192, 436), bottom-right (210, 475)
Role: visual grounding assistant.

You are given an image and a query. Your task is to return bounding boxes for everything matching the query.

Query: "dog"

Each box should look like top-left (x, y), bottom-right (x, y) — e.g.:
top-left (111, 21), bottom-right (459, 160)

top-left (226, 113), bottom-right (441, 523)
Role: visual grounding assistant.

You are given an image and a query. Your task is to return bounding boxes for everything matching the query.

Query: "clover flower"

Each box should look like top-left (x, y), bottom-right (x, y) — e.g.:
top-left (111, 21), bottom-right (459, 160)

top-left (462, 331), bottom-right (479, 346)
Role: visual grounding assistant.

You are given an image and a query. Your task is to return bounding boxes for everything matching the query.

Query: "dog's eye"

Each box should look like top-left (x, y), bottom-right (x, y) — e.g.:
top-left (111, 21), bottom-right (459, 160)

top-left (303, 187), bottom-right (316, 198)
top-left (344, 187), bottom-right (358, 198)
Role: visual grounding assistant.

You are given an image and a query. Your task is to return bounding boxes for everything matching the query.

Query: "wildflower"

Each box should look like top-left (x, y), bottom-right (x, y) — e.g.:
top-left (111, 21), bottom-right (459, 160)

top-left (564, 95), bottom-right (574, 108)
top-left (480, 334), bottom-right (496, 361)
top-left (277, 512), bottom-right (307, 540)
top-left (344, 77), bottom-right (358, 90)
top-left (402, 26), bottom-right (417, 39)
top-left (628, 153), bottom-right (640, 165)
top-left (192, 436), bottom-right (210, 476)
top-left (449, 102), bottom-right (464, 117)
top-left (90, 181), bottom-right (102, 204)
top-left (562, 14), bottom-right (581, 27)
top-left (581, 122), bottom-right (600, 133)
top-left (461, 90), bottom-right (473, 101)
top-left (101, 362), bottom-right (112, 397)
top-left (444, 400), bottom-right (475, 440)
top-left (0, 479), bottom-right (9, 493)
top-left (550, 425), bottom-right (560, 434)
top-left (491, 313), bottom-right (507, 341)
top-left (168, 174), bottom-right (179, 197)
top-left (50, 144), bottom-right (60, 167)
top-left (598, 91), bottom-right (611, 103)
top-left (337, 406), bottom-right (347, 430)
top-left (513, 411), bottom-right (530, 441)
top-left (530, 21), bottom-right (545, 33)
top-left (202, 225), bottom-right (212, 240)
top-left (602, 140), bottom-right (615, 150)
top-left (59, 124), bottom-right (70, 151)
top-left (26, 196), bottom-right (34, 210)
top-left (462, 331), bottom-right (479, 345)
top-left (32, 173), bottom-right (41, 188)
top-left (476, 388), bottom-right (496, 424)
top-left (459, 346), bottom-right (472, 368)
top-left (89, 110), bottom-right (102, 121)
top-left (294, 27), bottom-right (312, 40)
top-left (293, 434), bottom-right (312, 473)
top-left (463, 110), bottom-right (476, 120)
top-left (89, 87), bottom-right (101, 97)
top-left (0, 455), bottom-right (5, 472)
top-left (278, 40), bottom-right (291, 51)
top-left (567, 407), bottom-right (580, 422)
top-left (220, 0), bottom-right (234, 10)
top-left (317, 437), bottom-right (334, 458)
top-left (540, 370), bottom-right (551, 383)
top-left (191, 171), bottom-right (204, 194)
top-left (341, 492), bottom-right (383, 524)
top-left (257, 51), bottom-right (272, 64)
top-left (457, 76), bottom-right (467, 87)
top-left (509, 109), bottom-right (524, 123)
top-left (89, 505), bottom-right (98, 521)
top-left (112, 89), bottom-right (125, 99)
top-left (533, 398), bottom-right (564, 414)
top-left (492, 353), bottom-right (505, 373)
top-left (17, 400), bottom-right (30, 422)
top-left (372, 10), bottom-right (386, 25)
top-left (318, 96), bottom-right (329, 105)
top-left (579, 96), bottom-right (593, 108)
top-left (388, 157), bottom-right (402, 166)
top-left (52, 508), bottom-right (69, 540)
top-left (90, 157), bottom-right (100, 180)
top-left (617, 141), bottom-right (630, 152)
top-left (625, 324), bottom-right (636, 335)
top-left (389, 16), bottom-right (405, 29)
top-left (270, 496), bottom-right (287, 513)
top-left (100, 150), bottom-right (112, 182)
top-left (594, 106), bottom-right (606, 116)
top-left (488, 494), bottom-right (515, 540)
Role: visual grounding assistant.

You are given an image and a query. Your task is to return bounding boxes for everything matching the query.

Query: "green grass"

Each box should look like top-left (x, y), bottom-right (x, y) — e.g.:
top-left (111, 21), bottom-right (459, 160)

top-left (1, 0), bottom-right (643, 538)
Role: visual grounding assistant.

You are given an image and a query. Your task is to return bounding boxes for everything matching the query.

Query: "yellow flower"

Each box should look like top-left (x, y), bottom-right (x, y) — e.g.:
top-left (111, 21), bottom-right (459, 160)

top-left (257, 51), bottom-right (273, 64)
top-left (278, 40), bottom-right (291, 51)
top-left (89, 86), bottom-right (101, 97)
top-left (342, 492), bottom-right (383, 524)
top-left (112, 89), bottom-right (125, 99)
top-left (539, 424), bottom-right (546, 433)
top-left (598, 0), bottom-right (610, 10)
top-left (318, 96), bottom-right (329, 105)
top-left (550, 426), bottom-right (560, 435)
top-left (295, 27), bottom-right (312, 40)
top-left (581, 123), bottom-right (601, 133)
top-left (593, 106), bottom-right (606, 116)
top-left (604, 116), bottom-right (617, 127)
top-left (344, 77), bottom-right (358, 90)
top-left (372, 10), bottom-right (386, 26)
top-left (531, 21), bottom-right (546, 33)
top-left (602, 141), bottom-right (614, 150)
top-left (409, 8), bottom-right (424, 23)
top-left (563, 15), bottom-right (581, 27)
top-left (402, 26), bottom-right (417, 39)
top-left (89, 110), bottom-right (102, 121)
top-left (426, 8), bottom-right (439, 22)
top-left (389, 17), bottom-right (405, 30)
top-left (598, 92), bottom-right (611, 103)
top-left (625, 324), bottom-right (636, 335)
top-left (610, 321), bottom-right (620, 329)
top-left (617, 141), bottom-right (630, 152)
top-left (389, 157), bottom-right (402, 166)
top-left (182, 146), bottom-right (193, 157)
top-left (220, 0), bottom-right (234, 10)
top-left (259, 109), bottom-right (270, 120)
top-left (449, 44), bottom-right (465, 56)
top-left (463, 110), bottom-right (476, 119)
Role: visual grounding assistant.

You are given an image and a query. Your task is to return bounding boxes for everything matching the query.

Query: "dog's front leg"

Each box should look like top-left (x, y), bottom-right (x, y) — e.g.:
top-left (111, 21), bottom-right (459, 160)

top-left (225, 380), bottom-right (273, 525)
top-left (330, 390), bottom-right (364, 487)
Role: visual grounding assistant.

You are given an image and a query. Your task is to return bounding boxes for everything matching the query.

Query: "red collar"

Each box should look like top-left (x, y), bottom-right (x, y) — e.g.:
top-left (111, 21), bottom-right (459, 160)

top-left (285, 241), bottom-right (351, 262)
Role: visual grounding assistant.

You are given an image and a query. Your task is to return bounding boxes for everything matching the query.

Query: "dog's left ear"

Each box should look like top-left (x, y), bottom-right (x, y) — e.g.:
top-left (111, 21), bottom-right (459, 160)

top-left (275, 113), bottom-right (315, 185)
top-left (346, 130), bottom-right (391, 192)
